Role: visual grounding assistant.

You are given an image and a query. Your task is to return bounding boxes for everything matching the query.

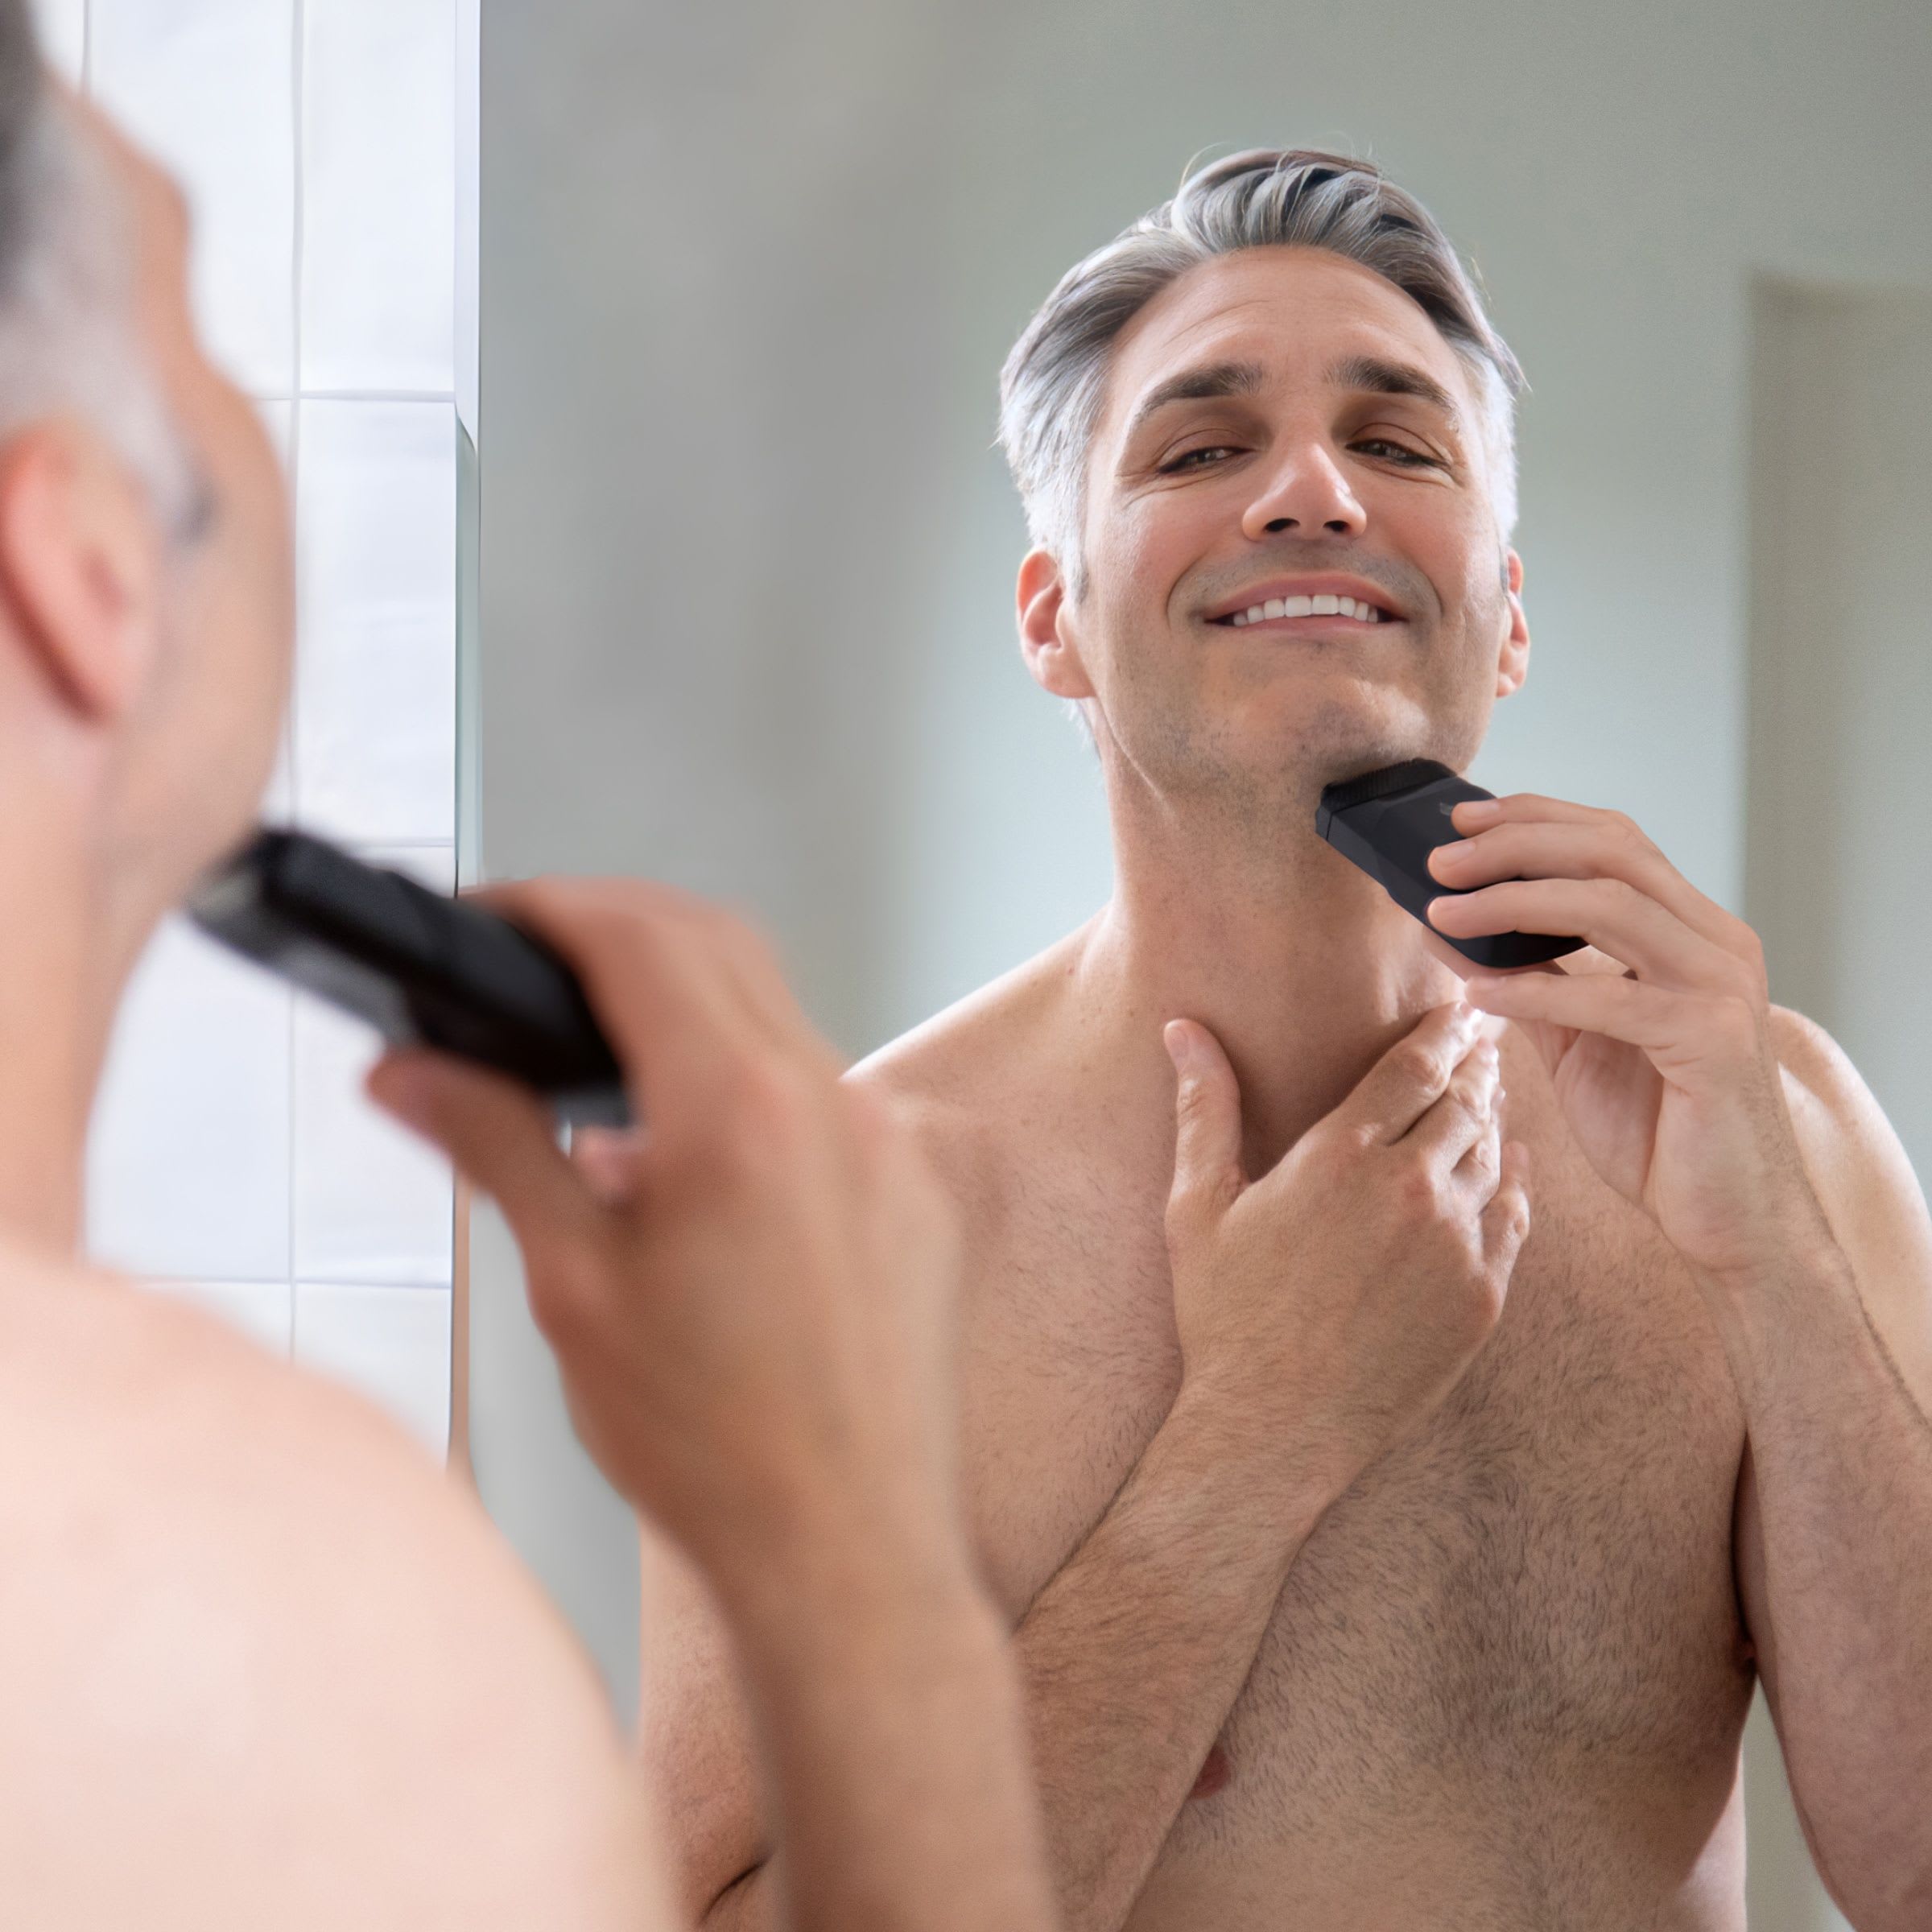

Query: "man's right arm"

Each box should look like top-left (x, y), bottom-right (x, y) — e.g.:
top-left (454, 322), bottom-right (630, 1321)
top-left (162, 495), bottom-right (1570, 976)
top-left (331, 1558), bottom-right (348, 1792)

top-left (373, 879), bottom-right (1057, 1932)
top-left (691, 1001), bottom-right (1529, 1931)
top-left (691, 1404), bottom-right (1316, 1932)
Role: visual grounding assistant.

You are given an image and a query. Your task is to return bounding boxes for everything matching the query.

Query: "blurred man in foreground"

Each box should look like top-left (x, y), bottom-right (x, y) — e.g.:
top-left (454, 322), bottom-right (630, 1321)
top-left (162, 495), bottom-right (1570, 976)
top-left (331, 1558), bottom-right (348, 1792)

top-left (0, 6), bottom-right (1055, 1925)
top-left (653, 151), bottom-right (1932, 1930)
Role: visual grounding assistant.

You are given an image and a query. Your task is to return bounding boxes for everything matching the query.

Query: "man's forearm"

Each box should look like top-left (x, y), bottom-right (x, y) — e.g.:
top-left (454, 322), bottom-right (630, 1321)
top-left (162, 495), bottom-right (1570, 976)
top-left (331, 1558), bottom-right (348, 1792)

top-left (706, 1389), bottom-right (1335, 1932)
top-left (1715, 1236), bottom-right (1932, 1930)
top-left (718, 1514), bottom-right (1056, 1932)
top-left (1015, 1385), bottom-right (1332, 1932)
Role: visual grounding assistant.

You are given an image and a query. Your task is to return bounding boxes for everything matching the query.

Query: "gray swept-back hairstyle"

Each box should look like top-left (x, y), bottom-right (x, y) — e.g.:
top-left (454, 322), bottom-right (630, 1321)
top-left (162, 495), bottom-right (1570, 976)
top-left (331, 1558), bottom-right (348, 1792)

top-left (0, 0), bottom-right (200, 537)
top-left (998, 148), bottom-right (1525, 602)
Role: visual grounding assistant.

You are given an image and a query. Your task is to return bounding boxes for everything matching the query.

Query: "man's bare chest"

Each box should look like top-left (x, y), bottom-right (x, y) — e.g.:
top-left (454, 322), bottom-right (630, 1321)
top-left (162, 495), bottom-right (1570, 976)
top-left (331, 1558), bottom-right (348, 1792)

top-left (956, 1119), bottom-right (1756, 1817)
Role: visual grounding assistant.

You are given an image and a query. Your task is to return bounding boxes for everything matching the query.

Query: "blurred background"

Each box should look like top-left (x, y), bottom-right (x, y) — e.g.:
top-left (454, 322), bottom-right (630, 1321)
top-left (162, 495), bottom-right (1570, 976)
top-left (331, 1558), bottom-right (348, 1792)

top-left (62, 2), bottom-right (1930, 1926)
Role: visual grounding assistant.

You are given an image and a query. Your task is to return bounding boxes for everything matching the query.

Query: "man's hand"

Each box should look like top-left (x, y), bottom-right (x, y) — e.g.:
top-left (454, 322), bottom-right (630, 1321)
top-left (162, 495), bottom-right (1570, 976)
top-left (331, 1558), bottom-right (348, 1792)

top-left (1425, 792), bottom-right (1833, 1290)
top-left (1163, 1000), bottom-right (1530, 1505)
top-left (365, 877), bottom-right (965, 1600)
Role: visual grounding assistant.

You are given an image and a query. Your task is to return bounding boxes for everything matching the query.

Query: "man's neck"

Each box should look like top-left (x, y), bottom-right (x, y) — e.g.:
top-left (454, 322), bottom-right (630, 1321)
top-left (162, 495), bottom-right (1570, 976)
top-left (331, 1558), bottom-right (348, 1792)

top-left (1079, 792), bottom-right (1467, 1177)
top-left (0, 810), bottom-right (130, 1261)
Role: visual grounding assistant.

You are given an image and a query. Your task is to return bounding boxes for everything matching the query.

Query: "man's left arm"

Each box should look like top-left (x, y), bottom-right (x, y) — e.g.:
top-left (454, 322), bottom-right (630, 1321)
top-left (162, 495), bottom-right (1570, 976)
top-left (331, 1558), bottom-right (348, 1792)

top-left (1731, 1008), bottom-right (1932, 1932)
top-left (1423, 791), bottom-right (1932, 1930)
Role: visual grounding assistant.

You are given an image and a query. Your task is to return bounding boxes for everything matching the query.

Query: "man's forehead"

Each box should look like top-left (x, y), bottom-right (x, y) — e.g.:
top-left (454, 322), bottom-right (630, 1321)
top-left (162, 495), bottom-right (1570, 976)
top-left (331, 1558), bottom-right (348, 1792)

top-left (1100, 247), bottom-right (1472, 444)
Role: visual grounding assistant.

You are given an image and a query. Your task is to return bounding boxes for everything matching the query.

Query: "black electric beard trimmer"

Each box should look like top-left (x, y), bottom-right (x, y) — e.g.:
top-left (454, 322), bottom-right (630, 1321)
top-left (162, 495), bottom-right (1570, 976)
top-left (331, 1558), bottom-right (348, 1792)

top-left (1315, 759), bottom-right (1587, 969)
top-left (188, 828), bottom-right (630, 1127)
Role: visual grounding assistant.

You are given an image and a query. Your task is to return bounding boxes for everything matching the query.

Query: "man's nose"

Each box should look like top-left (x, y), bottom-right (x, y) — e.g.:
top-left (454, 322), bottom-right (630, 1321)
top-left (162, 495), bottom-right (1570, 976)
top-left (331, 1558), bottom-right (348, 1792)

top-left (1239, 442), bottom-right (1365, 543)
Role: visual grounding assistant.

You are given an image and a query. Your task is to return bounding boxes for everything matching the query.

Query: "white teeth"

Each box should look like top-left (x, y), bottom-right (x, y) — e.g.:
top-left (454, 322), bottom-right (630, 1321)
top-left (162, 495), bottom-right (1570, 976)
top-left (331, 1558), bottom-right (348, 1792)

top-left (1223, 593), bottom-right (1389, 625)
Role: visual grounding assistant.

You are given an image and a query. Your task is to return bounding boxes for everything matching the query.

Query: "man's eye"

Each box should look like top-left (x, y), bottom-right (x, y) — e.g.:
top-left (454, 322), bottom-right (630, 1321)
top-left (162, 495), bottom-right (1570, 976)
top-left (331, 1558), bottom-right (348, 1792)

top-left (1352, 438), bottom-right (1440, 468)
top-left (1158, 444), bottom-right (1239, 473)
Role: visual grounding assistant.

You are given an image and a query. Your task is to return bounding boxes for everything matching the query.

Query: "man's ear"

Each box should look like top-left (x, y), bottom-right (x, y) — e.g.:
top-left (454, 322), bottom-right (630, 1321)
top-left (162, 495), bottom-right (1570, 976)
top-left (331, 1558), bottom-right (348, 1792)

top-left (1495, 548), bottom-right (1530, 700)
top-left (0, 417), bottom-right (161, 722)
top-left (1016, 547), bottom-right (1096, 700)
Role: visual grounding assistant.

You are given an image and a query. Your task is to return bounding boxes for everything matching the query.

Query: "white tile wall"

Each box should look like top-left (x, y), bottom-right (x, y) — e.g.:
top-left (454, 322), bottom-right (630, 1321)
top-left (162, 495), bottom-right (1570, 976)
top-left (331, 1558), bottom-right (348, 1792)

top-left (87, 917), bottom-right (291, 1282)
top-left (29, 0), bottom-right (84, 85)
top-left (300, 0), bottom-right (456, 394)
top-left (295, 1282), bottom-right (452, 1455)
top-left (89, 0), bottom-right (297, 397)
top-left (294, 400), bottom-right (458, 844)
top-left (74, 0), bottom-right (474, 1457)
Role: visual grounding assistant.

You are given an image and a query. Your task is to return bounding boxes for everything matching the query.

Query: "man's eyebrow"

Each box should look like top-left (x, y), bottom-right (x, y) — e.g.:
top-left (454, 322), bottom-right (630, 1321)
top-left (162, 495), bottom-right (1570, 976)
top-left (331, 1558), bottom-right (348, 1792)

top-left (1120, 359), bottom-right (1268, 447)
top-left (1329, 353), bottom-right (1459, 419)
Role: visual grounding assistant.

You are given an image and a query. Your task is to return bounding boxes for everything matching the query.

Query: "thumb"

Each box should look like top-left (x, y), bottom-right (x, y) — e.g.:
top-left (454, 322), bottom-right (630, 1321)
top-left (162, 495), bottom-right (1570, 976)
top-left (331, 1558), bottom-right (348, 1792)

top-left (367, 1049), bottom-right (601, 1249)
top-left (1163, 1018), bottom-right (1247, 1236)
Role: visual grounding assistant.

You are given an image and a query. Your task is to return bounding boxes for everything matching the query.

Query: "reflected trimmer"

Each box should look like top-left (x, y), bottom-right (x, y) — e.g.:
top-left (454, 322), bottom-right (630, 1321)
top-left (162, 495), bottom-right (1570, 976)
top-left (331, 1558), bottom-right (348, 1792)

top-left (1315, 759), bottom-right (1587, 969)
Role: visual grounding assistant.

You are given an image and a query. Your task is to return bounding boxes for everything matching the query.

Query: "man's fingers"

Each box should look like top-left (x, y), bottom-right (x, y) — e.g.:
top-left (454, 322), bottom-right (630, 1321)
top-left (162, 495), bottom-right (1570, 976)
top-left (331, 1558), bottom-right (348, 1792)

top-left (1403, 1033), bottom-right (1501, 1166)
top-left (468, 879), bottom-right (766, 1123)
top-left (1344, 1001), bottom-right (1488, 1145)
top-left (367, 1047), bottom-right (604, 1246)
top-left (1427, 876), bottom-right (1748, 997)
top-left (1431, 817), bottom-right (1748, 961)
top-left (1463, 970), bottom-right (1760, 1076)
top-left (1479, 1137), bottom-right (1534, 1274)
top-left (1164, 1018), bottom-right (1247, 1234)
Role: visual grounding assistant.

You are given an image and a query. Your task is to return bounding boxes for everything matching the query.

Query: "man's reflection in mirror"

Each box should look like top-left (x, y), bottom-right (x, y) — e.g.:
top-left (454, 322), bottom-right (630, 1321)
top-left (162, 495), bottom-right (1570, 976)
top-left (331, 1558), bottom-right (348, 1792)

top-left (655, 150), bottom-right (1932, 1932)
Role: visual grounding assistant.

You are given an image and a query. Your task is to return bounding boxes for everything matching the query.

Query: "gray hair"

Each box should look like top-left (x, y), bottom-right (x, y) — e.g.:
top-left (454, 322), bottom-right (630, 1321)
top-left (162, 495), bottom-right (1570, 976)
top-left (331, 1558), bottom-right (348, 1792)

top-left (997, 148), bottom-right (1525, 602)
top-left (0, 2), bottom-right (203, 539)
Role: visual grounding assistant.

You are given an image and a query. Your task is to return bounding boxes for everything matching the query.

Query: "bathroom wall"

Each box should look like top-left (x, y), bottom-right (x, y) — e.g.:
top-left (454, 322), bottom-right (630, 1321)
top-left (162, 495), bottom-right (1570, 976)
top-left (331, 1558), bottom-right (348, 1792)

top-left (43, 0), bottom-right (480, 1459)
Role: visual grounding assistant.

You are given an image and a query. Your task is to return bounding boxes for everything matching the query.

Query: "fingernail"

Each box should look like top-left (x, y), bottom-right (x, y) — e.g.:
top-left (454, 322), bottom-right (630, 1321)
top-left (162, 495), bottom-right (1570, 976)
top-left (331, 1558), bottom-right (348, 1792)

top-left (1458, 798), bottom-right (1501, 824)
top-left (1436, 839), bottom-right (1472, 861)
top-left (1162, 1021), bottom-right (1195, 1073)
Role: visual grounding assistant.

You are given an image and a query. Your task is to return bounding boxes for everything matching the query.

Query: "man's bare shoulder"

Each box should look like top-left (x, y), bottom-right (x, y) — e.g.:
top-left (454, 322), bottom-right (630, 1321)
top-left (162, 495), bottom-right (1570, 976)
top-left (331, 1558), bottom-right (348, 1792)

top-left (851, 925), bottom-right (1094, 1174)
top-left (0, 1246), bottom-right (668, 1931)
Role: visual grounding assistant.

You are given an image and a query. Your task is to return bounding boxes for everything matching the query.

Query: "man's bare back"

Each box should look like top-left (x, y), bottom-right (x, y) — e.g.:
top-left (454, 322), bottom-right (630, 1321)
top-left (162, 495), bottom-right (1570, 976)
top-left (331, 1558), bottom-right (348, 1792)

top-left (0, 1245), bottom-right (665, 1930)
top-left (860, 927), bottom-right (1756, 1930)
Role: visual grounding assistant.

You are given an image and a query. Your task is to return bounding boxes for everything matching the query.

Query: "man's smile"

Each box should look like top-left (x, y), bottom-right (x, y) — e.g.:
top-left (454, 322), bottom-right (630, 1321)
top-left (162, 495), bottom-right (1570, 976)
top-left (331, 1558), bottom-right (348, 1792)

top-left (1201, 572), bottom-right (1408, 630)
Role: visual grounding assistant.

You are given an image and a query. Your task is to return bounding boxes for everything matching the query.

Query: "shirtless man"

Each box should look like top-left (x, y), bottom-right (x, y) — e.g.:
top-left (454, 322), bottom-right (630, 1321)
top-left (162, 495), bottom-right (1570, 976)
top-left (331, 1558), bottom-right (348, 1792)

top-left (0, 10), bottom-right (1055, 1926)
top-left (657, 149), bottom-right (1932, 1930)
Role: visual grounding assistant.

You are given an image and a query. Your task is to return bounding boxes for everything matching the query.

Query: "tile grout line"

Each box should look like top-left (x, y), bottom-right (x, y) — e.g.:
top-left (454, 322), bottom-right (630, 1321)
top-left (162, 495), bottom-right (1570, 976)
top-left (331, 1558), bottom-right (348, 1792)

top-left (254, 390), bottom-right (460, 406)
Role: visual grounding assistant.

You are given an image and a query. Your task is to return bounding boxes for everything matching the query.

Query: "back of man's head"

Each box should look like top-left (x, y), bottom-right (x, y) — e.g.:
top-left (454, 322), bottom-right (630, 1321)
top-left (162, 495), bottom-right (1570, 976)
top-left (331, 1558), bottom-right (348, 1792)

top-left (998, 149), bottom-right (1525, 603)
top-left (0, 0), bottom-right (38, 248)
top-left (0, 2), bottom-right (195, 530)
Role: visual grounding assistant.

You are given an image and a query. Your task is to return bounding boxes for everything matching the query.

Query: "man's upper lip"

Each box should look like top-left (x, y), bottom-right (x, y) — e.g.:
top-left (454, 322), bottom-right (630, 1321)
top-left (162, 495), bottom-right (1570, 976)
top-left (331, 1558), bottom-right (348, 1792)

top-left (1202, 575), bottom-right (1406, 623)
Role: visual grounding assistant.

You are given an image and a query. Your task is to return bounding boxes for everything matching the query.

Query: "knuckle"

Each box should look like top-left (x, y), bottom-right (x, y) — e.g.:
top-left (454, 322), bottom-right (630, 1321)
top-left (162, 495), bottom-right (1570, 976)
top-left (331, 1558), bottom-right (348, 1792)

top-left (1396, 1158), bottom-right (1443, 1221)
top-left (1167, 1167), bottom-right (1236, 1225)
top-left (1394, 1042), bottom-right (1444, 1089)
